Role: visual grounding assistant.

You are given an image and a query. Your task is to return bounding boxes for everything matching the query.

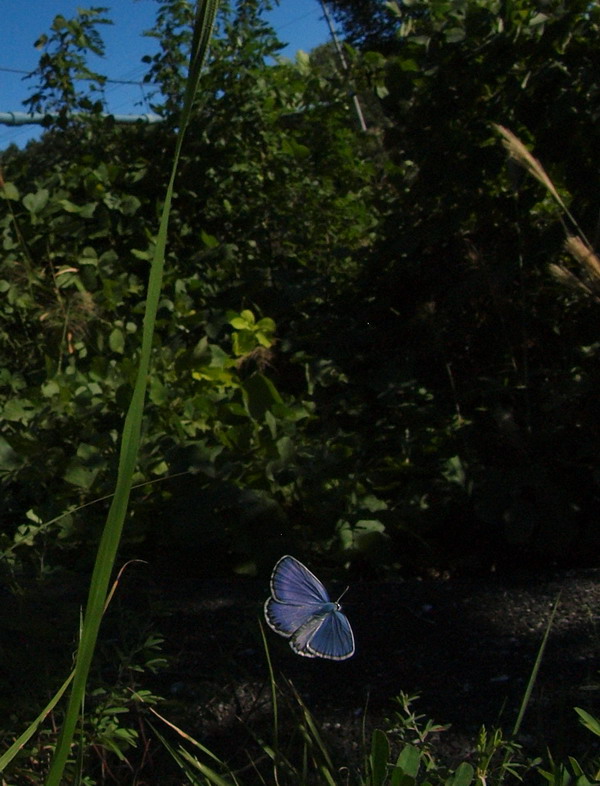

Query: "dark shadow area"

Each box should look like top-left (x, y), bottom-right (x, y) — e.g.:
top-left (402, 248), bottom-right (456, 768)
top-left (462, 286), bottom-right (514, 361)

top-left (146, 565), bottom-right (600, 773)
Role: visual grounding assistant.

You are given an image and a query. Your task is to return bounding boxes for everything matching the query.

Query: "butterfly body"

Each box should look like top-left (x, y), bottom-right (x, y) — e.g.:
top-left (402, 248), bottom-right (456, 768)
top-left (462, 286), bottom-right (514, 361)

top-left (264, 555), bottom-right (355, 661)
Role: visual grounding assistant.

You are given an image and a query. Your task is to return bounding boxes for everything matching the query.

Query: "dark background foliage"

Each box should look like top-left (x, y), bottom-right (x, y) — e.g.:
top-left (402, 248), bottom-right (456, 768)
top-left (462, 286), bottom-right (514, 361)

top-left (1, 0), bottom-right (599, 585)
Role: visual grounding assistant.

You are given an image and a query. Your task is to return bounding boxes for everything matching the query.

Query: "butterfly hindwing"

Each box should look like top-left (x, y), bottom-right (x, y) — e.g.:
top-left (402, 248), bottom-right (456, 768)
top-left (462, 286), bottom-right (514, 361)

top-left (304, 609), bottom-right (355, 660)
top-left (289, 614), bottom-right (326, 658)
top-left (264, 596), bottom-right (323, 637)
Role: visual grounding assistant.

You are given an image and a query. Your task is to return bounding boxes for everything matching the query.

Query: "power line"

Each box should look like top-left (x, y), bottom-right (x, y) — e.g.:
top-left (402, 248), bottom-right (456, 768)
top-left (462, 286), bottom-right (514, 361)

top-left (276, 11), bottom-right (318, 31)
top-left (0, 65), bottom-right (144, 87)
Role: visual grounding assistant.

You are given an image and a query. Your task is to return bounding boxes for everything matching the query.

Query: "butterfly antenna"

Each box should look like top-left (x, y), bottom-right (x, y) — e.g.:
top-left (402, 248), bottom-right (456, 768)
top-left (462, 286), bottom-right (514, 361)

top-left (336, 585), bottom-right (350, 603)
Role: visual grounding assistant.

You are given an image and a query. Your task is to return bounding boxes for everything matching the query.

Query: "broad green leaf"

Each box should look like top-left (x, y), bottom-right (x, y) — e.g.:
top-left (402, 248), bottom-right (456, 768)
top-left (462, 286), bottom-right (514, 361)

top-left (281, 137), bottom-right (310, 159)
top-left (444, 27), bottom-right (466, 43)
top-left (2, 398), bottom-right (36, 423)
top-left (232, 329), bottom-right (256, 355)
top-left (149, 376), bottom-right (168, 406)
top-left (396, 743), bottom-right (421, 777)
top-left (23, 188), bottom-right (49, 214)
top-left (370, 729), bottom-right (390, 786)
top-left (42, 380), bottom-right (60, 397)
top-left (242, 373), bottom-right (283, 421)
top-left (109, 327), bottom-right (125, 354)
top-left (64, 464), bottom-right (100, 490)
top-left (446, 762), bottom-right (474, 786)
top-left (118, 194), bottom-right (141, 215)
top-left (0, 181), bottom-right (20, 200)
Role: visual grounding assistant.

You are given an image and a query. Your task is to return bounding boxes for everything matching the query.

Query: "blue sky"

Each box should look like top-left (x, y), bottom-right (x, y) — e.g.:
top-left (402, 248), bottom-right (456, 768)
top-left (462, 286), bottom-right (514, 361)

top-left (0, 0), bottom-right (329, 149)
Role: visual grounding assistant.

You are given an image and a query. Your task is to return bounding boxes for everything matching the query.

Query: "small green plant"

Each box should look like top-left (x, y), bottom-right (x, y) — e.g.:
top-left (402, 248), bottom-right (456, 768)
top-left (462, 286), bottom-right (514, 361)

top-left (0, 564), bottom-right (167, 784)
top-left (537, 707), bottom-right (600, 786)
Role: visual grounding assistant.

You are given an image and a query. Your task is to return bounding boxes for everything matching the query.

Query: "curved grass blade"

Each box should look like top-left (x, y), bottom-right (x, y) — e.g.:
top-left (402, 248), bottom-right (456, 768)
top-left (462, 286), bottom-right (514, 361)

top-left (44, 3), bottom-right (219, 781)
top-left (0, 670), bottom-right (75, 773)
top-left (0, 562), bottom-right (139, 776)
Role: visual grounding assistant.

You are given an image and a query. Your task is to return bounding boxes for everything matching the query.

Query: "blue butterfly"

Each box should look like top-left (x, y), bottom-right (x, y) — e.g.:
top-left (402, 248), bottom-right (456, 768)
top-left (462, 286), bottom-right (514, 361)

top-left (264, 555), bottom-right (355, 661)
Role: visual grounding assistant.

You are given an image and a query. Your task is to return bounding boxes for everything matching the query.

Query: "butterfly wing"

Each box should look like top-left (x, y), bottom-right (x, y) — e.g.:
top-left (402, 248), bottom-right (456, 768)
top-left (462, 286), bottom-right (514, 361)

top-left (264, 555), bottom-right (331, 637)
top-left (269, 555), bottom-right (331, 605)
top-left (264, 596), bottom-right (323, 637)
top-left (288, 614), bottom-right (325, 658)
top-left (303, 609), bottom-right (355, 660)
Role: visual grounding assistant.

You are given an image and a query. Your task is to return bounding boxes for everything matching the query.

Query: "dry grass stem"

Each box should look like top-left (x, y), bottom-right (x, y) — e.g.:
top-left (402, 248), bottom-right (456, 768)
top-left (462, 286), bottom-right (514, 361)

top-left (548, 263), bottom-right (592, 294)
top-left (495, 124), bottom-right (567, 210)
top-left (565, 235), bottom-right (600, 282)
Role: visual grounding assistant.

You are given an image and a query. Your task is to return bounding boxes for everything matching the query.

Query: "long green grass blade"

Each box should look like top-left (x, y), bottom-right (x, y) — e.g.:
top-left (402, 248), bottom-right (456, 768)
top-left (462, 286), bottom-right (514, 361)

top-left (512, 592), bottom-right (561, 738)
top-left (0, 563), bottom-right (137, 776)
top-left (0, 670), bottom-right (75, 772)
top-left (259, 621), bottom-right (282, 781)
top-left (43, 3), bottom-right (219, 783)
top-left (152, 723), bottom-right (235, 786)
top-left (147, 713), bottom-right (238, 785)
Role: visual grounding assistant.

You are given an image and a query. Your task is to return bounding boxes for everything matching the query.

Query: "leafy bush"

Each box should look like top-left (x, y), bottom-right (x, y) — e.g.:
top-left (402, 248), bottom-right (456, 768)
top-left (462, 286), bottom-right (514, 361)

top-left (2, 0), bottom-right (600, 580)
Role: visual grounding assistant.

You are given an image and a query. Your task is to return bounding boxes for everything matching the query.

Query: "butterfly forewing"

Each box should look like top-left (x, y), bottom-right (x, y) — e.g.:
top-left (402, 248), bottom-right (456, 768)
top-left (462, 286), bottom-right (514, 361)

top-left (270, 555), bottom-right (330, 605)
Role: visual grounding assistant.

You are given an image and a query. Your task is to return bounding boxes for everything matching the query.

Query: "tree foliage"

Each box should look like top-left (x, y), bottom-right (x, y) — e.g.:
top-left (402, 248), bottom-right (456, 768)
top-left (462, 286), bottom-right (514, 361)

top-left (335, 0), bottom-right (600, 566)
top-left (326, 0), bottom-right (400, 53)
top-left (1, 0), bottom-right (599, 578)
top-left (0, 0), bottom-right (380, 576)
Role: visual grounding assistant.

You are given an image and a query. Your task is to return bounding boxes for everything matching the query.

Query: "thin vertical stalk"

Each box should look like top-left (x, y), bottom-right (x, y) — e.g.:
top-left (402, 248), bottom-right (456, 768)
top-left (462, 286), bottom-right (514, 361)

top-left (43, 3), bottom-right (219, 783)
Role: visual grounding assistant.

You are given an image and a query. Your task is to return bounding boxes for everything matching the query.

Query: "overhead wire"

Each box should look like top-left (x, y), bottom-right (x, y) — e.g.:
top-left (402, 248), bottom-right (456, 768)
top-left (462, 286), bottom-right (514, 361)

top-left (0, 0), bottom-right (329, 148)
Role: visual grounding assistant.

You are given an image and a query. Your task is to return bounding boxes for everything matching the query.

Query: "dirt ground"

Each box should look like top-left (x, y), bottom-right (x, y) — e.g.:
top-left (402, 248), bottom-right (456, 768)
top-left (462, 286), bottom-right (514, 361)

top-left (149, 564), bottom-right (600, 775)
top-left (1, 560), bottom-right (599, 782)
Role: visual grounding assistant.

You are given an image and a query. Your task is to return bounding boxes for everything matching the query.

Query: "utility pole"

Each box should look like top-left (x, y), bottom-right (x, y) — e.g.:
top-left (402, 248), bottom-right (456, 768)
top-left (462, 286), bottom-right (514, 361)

top-left (319, 0), bottom-right (368, 132)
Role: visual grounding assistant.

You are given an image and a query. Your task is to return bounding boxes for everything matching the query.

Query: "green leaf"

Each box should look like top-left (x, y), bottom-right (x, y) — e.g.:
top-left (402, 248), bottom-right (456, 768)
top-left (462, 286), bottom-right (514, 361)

top-left (0, 181), bottom-right (20, 200)
top-left (242, 373), bottom-right (283, 421)
top-left (444, 27), bottom-right (466, 43)
top-left (396, 744), bottom-right (421, 776)
top-left (370, 729), bottom-right (390, 786)
top-left (149, 376), bottom-right (168, 406)
top-left (281, 137), bottom-right (310, 159)
top-left (529, 13), bottom-right (549, 26)
top-left (118, 194), bottom-right (141, 215)
top-left (0, 435), bottom-right (20, 472)
top-left (42, 380), bottom-right (61, 397)
top-left (391, 743), bottom-right (421, 786)
top-left (201, 229), bottom-right (219, 248)
top-left (64, 443), bottom-right (103, 489)
top-left (232, 329), bottom-right (256, 356)
top-left (574, 707), bottom-right (600, 738)
top-left (446, 762), bottom-right (474, 786)
top-left (109, 327), bottom-right (125, 353)
top-left (23, 188), bottom-right (49, 214)
top-left (64, 464), bottom-right (100, 490)
top-left (2, 398), bottom-right (36, 423)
